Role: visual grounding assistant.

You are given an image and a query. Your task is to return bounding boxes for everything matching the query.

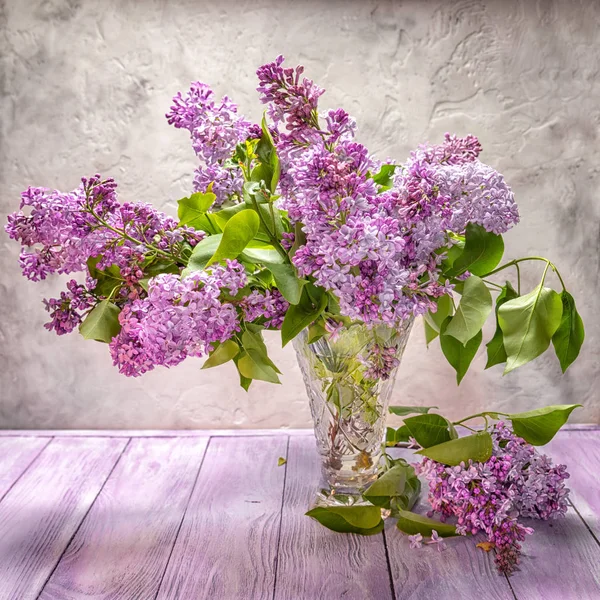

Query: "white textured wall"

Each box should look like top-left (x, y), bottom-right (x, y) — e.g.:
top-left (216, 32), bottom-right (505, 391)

top-left (1, 0), bottom-right (598, 429)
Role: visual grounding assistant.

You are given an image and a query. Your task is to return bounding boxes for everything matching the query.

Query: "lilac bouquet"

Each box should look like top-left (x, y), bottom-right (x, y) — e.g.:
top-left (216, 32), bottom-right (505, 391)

top-left (5, 56), bottom-right (585, 568)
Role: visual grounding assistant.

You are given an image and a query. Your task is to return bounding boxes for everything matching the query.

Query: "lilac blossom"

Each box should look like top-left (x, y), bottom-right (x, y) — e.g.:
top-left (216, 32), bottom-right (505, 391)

top-left (109, 261), bottom-right (247, 376)
top-left (415, 423), bottom-right (570, 574)
top-left (241, 289), bottom-right (289, 330)
top-left (43, 279), bottom-right (95, 335)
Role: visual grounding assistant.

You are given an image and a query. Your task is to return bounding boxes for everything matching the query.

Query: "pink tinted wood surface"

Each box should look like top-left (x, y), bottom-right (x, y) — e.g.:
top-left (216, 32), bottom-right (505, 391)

top-left (384, 448), bottom-right (514, 600)
top-left (0, 436), bottom-right (51, 499)
top-left (547, 429), bottom-right (600, 539)
top-left (39, 437), bottom-right (209, 600)
top-left (0, 437), bottom-right (127, 600)
top-left (274, 435), bottom-right (392, 600)
top-left (156, 435), bottom-right (288, 600)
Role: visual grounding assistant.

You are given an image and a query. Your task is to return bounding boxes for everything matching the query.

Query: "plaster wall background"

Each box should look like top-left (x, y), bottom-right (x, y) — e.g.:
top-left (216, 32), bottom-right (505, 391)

top-left (1, 0), bottom-right (598, 429)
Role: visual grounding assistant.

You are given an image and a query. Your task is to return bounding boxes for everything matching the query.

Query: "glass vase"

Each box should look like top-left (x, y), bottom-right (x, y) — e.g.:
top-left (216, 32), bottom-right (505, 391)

top-left (293, 318), bottom-right (414, 505)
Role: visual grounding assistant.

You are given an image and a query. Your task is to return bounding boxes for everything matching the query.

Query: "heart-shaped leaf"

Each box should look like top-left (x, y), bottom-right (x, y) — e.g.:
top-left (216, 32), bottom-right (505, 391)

top-left (440, 317), bottom-right (482, 385)
top-left (485, 281), bottom-right (519, 369)
top-left (202, 339), bottom-right (240, 369)
top-left (364, 465), bottom-right (408, 508)
top-left (237, 349), bottom-right (281, 384)
top-left (79, 300), bottom-right (121, 343)
top-left (417, 432), bottom-right (493, 466)
top-left (447, 223), bottom-right (504, 277)
top-left (183, 234), bottom-right (223, 275)
top-left (306, 505), bottom-right (384, 535)
top-left (263, 262), bottom-right (306, 305)
top-left (552, 291), bottom-right (585, 373)
top-left (281, 285), bottom-right (328, 346)
top-left (206, 209), bottom-right (260, 267)
top-left (444, 276), bottom-right (492, 345)
top-left (499, 284), bottom-right (563, 374)
top-left (507, 404), bottom-right (582, 445)
top-left (396, 509), bottom-right (458, 537)
top-left (177, 190), bottom-right (217, 231)
top-left (403, 414), bottom-right (456, 448)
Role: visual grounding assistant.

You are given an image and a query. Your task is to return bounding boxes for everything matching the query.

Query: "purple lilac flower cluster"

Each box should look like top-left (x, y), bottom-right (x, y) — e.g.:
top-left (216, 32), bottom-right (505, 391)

top-left (166, 82), bottom-right (255, 206)
top-left (110, 261), bottom-right (247, 377)
top-left (5, 176), bottom-right (204, 339)
top-left (416, 422), bottom-right (570, 574)
top-left (255, 56), bottom-right (519, 327)
top-left (241, 289), bottom-right (289, 330)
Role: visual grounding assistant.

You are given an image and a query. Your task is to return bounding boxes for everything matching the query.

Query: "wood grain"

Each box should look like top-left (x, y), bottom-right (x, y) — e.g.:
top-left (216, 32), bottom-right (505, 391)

top-left (156, 435), bottom-right (288, 600)
top-left (384, 448), bottom-right (514, 600)
top-left (508, 509), bottom-right (600, 599)
top-left (0, 436), bottom-right (51, 499)
top-left (547, 429), bottom-right (600, 540)
top-left (0, 437), bottom-right (127, 600)
top-left (274, 435), bottom-right (392, 600)
top-left (38, 437), bottom-right (209, 600)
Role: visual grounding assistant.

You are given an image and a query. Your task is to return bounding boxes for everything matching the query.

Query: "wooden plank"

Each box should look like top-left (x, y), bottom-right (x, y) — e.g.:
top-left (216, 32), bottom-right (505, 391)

top-left (547, 429), bottom-right (600, 539)
top-left (508, 509), bottom-right (600, 599)
top-left (384, 448), bottom-right (514, 600)
top-left (504, 430), bottom-right (600, 599)
top-left (156, 435), bottom-right (288, 600)
top-left (0, 437), bottom-right (127, 600)
top-left (0, 429), bottom-right (315, 438)
top-left (274, 436), bottom-right (392, 600)
top-left (39, 437), bottom-right (209, 600)
top-left (0, 436), bottom-right (51, 499)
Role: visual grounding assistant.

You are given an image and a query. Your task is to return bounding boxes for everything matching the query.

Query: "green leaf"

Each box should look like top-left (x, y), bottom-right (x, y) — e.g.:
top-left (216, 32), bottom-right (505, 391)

top-left (201, 339), bottom-right (240, 369)
top-left (233, 354), bottom-right (253, 391)
top-left (255, 114), bottom-right (281, 192)
top-left (183, 234), bottom-right (223, 274)
top-left (423, 294), bottom-right (453, 345)
top-left (206, 209), bottom-right (260, 267)
top-left (277, 457), bottom-right (287, 466)
top-left (485, 281), bottom-right (519, 369)
top-left (499, 284), bottom-right (563, 374)
top-left (281, 285), bottom-right (328, 346)
top-left (447, 223), bottom-right (504, 277)
top-left (552, 291), bottom-right (585, 373)
top-left (396, 509), bottom-right (458, 537)
top-left (445, 276), bottom-right (492, 345)
top-left (307, 319), bottom-right (327, 344)
top-left (306, 506), bottom-right (384, 535)
top-left (394, 475), bottom-right (421, 512)
top-left (237, 349), bottom-right (281, 384)
top-left (403, 414), bottom-right (456, 448)
top-left (241, 330), bottom-right (281, 374)
top-left (79, 300), bottom-right (121, 343)
top-left (386, 426), bottom-right (411, 447)
top-left (417, 432), bottom-right (493, 465)
top-left (241, 246), bottom-right (285, 264)
top-left (424, 320), bottom-right (438, 346)
top-left (364, 465), bottom-right (408, 508)
top-left (389, 406), bottom-right (438, 417)
top-left (508, 404), bottom-right (582, 445)
top-left (371, 164), bottom-right (396, 190)
top-left (440, 316), bottom-right (482, 384)
top-left (177, 191), bottom-right (217, 230)
top-left (86, 257), bottom-right (122, 297)
top-left (263, 262), bottom-right (306, 305)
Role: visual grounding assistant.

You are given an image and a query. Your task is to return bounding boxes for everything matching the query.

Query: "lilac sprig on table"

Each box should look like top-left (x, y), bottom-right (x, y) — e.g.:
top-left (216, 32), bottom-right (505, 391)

top-left (416, 422), bottom-right (569, 574)
top-left (5, 55), bottom-right (584, 389)
top-left (307, 404), bottom-right (579, 575)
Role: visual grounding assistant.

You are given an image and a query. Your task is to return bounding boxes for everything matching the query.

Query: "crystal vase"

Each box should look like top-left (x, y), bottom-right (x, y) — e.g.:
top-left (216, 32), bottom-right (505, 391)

top-left (293, 318), bottom-right (414, 504)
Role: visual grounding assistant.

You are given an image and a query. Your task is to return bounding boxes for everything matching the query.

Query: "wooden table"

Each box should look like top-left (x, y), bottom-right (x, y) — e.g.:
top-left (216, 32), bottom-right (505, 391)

top-left (0, 427), bottom-right (597, 600)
